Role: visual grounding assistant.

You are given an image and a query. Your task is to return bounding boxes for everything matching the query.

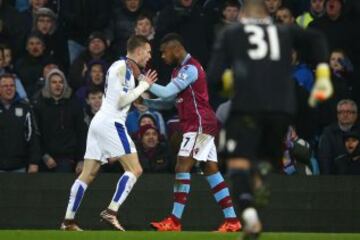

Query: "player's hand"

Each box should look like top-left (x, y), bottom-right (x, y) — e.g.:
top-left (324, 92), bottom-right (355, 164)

top-left (308, 63), bottom-right (333, 107)
top-left (126, 59), bottom-right (141, 79)
top-left (140, 69), bottom-right (158, 85)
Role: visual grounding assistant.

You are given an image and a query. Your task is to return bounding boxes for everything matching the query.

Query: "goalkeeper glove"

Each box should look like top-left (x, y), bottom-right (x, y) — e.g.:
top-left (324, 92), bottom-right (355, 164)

top-left (308, 63), bottom-right (333, 107)
top-left (220, 69), bottom-right (235, 97)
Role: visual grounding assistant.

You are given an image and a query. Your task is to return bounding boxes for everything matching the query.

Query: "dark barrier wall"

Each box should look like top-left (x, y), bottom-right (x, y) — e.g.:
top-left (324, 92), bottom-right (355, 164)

top-left (0, 173), bottom-right (360, 232)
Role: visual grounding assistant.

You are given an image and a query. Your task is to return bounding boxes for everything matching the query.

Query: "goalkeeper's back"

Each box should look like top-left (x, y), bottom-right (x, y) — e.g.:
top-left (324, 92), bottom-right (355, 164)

top-left (208, 0), bottom-right (329, 114)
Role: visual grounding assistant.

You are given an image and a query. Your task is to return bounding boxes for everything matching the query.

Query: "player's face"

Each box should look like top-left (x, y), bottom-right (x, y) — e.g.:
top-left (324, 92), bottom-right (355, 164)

top-left (311, 0), bottom-right (325, 14)
top-left (87, 92), bottom-right (103, 112)
top-left (337, 103), bottom-right (357, 126)
top-left (329, 51), bottom-right (344, 72)
top-left (49, 74), bottom-right (65, 98)
top-left (36, 16), bottom-right (54, 35)
top-left (0, 77), bottom-right (16, 101)
top-left (26, 37), bottom-right (45, 57)
top-left (276, 9), bottom-right (294, 24)
top-left (265, 0), bottom-right (282, 14)
top-left (326, 0), bottom-right (342, 18)
top-left (142, 129), bottom-right (159, 148)
top-left (160, 44), bottom-right (177, 66)
top-left (137, 43), bottom-right (151, 68)
top-left (90, 64), bottom-right (104, 85)
top-left (345, 137), bottom-right (359, 154)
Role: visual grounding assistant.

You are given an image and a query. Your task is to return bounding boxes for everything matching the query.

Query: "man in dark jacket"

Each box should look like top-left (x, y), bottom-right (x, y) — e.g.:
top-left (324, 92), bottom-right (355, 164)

top-left (135, 124), bottom-right (174, 173)
top-left (33, 68), bottom-right (87, 173)
top-left (0, 73), bottom-right (40, 172)
top-left (318, 99), bottom-right (359, 174)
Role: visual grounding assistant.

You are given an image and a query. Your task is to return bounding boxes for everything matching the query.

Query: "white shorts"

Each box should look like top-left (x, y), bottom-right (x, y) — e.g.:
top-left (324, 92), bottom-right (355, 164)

top-left (84, 111), bottom-right (136, 164)
top-left (178, 132), bottom-right (218, 162)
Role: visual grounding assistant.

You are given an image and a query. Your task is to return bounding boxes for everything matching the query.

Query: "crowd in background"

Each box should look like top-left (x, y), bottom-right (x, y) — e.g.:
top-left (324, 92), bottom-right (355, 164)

top-left (1, 0), bottom-right (360, 175)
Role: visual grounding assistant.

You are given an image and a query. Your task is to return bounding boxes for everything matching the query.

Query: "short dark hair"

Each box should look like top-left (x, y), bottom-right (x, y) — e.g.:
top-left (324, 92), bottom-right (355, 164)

top-left (160, 33), bottom-right (185, 47)
top-left (0, 73), bottom-right (16, 82)
top-left (86, 86), bottom-right (103, 98)
top-left (136, 12), bottom-right (154, 25)
top-left (127, 35), bottom-right (150, 53)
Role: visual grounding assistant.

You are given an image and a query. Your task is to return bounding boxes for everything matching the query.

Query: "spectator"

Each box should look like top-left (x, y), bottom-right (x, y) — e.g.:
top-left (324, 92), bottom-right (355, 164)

top-left (21, 0), bottom-right (48, 35)
top-left (309, 0), bottom-right (352, 54)
top-left (69, 31), bottom-right (112, 91)
top-left (135, 124), bottom-right (174, 173)
top-left (0, 73), bottom-right (40, 173)
top-left (0, 0), bottom-right (28, 60)
top-left (334, 130), bottom-right (360, 175)
top-left (0, 45), bottom-right (28, 100)
top-left (275, 6), bottom-right (295, 24)
top-left (60, 0), bottom-right (112, 63)
top-left (264, 0), bottom-right (282, 18)
top-left (134, 13), bottom-right (155, 41)
top-left (75, 59), bottom-right (106, 106)
top-left (83, 87), bottom-right (103, 126)
top-left (318, 99), bottom-right (359, 174)
top-left (15, 32), bottom-right (51, 98)
top-left (296, 0), bottom-right (325, 28)
top-left (283, 126), bottom-right (312, 175)
top-left (213, 0), bottom-right (240, 37)
top-left (32, 7), bottom-right (69, 71)
top-left (105, 0), bottom-right (143, 56)
top-left (33, 69), bottom-right (87, 173)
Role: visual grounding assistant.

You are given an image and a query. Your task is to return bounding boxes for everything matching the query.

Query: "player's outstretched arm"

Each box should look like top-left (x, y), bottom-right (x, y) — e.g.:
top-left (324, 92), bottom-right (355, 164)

top-left (149, 64), bottom-right (198, 99)
top-left (143, 97), bottom-right (175, 110)
top-left (117, 69), bottom-right (158, 109)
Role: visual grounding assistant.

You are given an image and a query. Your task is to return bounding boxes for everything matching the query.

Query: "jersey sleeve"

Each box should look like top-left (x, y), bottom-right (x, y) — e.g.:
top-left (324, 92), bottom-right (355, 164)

top-left (172, 64), bottom-right (198, 91)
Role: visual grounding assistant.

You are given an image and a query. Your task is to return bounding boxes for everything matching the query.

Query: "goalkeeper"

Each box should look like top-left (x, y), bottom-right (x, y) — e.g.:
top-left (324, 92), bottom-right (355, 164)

top-left (207, 0), bottom-right (332, 239)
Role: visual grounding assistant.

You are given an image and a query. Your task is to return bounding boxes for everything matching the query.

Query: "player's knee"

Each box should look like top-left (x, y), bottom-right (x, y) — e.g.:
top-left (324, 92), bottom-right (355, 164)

top-left (131, 166), bottom-right (143, 178)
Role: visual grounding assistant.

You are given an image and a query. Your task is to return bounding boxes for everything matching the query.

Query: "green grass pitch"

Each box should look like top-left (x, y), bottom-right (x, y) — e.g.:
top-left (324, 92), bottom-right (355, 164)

top-left (1, 231), bottom-right (360, 240)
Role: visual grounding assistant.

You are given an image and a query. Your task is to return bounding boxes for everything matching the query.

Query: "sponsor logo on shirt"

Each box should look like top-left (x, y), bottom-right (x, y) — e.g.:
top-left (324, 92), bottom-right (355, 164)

top-left (176, 98), bottom-right (184, 104)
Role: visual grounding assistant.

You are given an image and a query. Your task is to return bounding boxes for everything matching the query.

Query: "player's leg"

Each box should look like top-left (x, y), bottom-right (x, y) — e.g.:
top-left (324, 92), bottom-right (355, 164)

top-left (151, 133), bottom-right (197, 231)
top-left (100, 149), bottom-right (141, 231)
top-left (203, 160), bottom-right (241, 232)
top-left (224, 114), bottom-right (263, 239)
top-left (61, 159), bottom-right (101, 230)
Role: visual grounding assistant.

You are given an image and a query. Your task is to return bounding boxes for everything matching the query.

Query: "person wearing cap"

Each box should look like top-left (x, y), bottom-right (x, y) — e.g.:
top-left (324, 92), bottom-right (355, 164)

top-left (69, 31), bottom-right (113, 91)
top-left (334, 130), bottom-right (360, 174)
top-left (32, 7), bottom-right (69, 71)
top-left (135, 124), bottom-right (174, 173)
